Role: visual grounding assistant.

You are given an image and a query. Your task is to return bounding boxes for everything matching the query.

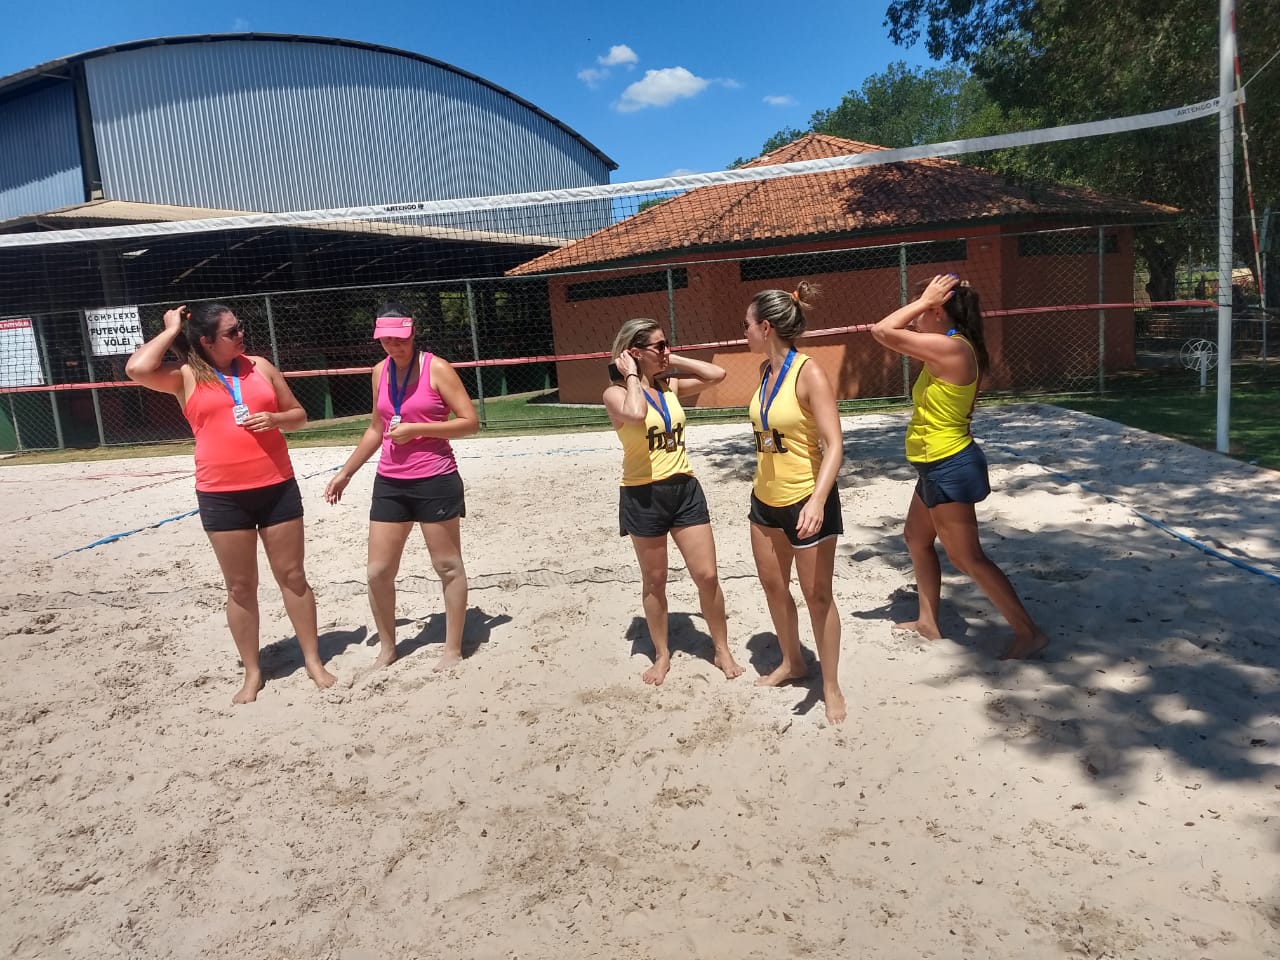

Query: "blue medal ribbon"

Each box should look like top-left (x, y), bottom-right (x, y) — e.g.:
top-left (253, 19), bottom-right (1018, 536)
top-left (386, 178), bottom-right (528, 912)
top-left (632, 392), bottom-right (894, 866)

top-left (387, 355), bottom-right (415, 422)
top-left (758, 348), bottom-right (796, 433)
top-left (643, 385), bottom-right (673, 435)
top-left (214, 359), bottom-right (242, 405)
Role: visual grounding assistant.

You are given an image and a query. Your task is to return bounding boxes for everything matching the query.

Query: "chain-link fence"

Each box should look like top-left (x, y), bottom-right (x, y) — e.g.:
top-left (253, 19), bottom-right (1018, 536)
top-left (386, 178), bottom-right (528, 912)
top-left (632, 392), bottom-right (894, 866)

top-left (1, 220), bottom-right (1268, 452)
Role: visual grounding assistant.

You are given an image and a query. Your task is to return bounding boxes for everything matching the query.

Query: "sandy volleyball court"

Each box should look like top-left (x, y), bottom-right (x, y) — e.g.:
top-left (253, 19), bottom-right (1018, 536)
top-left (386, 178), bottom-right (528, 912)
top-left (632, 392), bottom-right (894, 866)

top-left (1, 403), bottom-right (1277, 959)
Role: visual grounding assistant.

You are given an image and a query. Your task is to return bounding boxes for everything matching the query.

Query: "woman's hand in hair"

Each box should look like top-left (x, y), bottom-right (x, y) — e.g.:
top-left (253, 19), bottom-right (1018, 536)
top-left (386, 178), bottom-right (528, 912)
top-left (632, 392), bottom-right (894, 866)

top-left (614, 349), bottom-right (638, 379)
top-left (919, 274), bottom-right (958, 310)
top-left (163, 305), bottom-right (186, 332)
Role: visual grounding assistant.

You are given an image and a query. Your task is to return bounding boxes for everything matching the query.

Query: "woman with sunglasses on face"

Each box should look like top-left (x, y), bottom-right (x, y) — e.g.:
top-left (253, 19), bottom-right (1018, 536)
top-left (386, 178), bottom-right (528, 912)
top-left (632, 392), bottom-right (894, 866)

top-left (126, 303), bottom-right (337, 704)
top-left (324, 303), bottom-right (479, 672)
top-left (871, 274), bottom-right (1049, 660)
top-left (743, 282), bottom-right (847, 725)
top-left (605, 319), bottom-right (743, 686)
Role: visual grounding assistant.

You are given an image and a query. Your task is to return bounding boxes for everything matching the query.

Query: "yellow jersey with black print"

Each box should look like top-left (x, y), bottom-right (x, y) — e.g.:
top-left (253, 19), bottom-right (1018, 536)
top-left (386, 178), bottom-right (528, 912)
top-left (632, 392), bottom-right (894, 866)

top-left (748, 352), bottom-right (822, 507)
top-left (617, 384), bottom-right (692, 486)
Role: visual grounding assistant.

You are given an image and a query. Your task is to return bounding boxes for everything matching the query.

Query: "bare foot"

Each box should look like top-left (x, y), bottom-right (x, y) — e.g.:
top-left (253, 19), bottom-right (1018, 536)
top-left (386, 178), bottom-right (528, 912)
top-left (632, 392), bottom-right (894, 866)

top-left (374, 643), bottom-right (398, 668)
top-left (232, 671), bottom-right (264, 705)
top-left (642, 655), bottom-right (671, 686)
top-left (998, 633), bottom-right (1050, 661)
top-left (823, 687), bottom-right (848, 725)
top-left (714, 647), bottom-right (744, 680)
top-left (894, 620), bottom-right (942, 641)
top-left (755, 661), bottom-right (808, 687)
top-left (433, 648), bottom-right (463, 673)
top-left (305, 660), bottom-right (337, 690)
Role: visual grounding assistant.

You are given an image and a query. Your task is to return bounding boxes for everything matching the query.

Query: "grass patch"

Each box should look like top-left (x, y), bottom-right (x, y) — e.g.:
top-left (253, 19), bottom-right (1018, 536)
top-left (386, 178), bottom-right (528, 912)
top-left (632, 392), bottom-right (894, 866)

top-left (1044, 363), bottom-right (1280, 470)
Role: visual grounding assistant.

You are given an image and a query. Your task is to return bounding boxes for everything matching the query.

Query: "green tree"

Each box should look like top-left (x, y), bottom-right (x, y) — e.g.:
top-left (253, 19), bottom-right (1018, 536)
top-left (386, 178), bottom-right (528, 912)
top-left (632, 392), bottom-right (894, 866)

top-left (733, 61), bottom-right (1010, 165)
top-left (883, 0), bottom-right (1280, 300)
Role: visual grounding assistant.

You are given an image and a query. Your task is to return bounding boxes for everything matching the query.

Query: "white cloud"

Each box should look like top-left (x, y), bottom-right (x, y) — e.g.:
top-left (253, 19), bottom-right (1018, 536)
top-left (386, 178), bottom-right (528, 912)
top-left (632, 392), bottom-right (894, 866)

top-left (616, 67), bottom-right (710, 112)
top-left (232, 17), bottom-right (249, 31)
top-left (598, 44), bottom-right (638, 67)
top-left (719, 78), bottom-right (742, 90)
top-left (578, 67), bottom-right (607, 88)
top-left (667, 168), bottom-right (695, 177)
top-left (764, 95), bottom-right (796, 106)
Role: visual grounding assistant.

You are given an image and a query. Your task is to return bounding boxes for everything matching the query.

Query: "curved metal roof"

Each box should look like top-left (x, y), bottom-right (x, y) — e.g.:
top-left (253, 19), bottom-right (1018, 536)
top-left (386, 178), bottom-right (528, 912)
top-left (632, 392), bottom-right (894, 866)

top-left (0, 32), bottom-right (616, 171)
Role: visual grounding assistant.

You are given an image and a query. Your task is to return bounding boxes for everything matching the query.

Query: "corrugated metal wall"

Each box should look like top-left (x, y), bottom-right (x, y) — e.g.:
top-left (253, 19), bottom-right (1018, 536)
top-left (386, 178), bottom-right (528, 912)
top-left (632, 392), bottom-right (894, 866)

top-left (85, 40), bottom-right (611, 221)
top-left (0, 83), bottom-right (84, 221)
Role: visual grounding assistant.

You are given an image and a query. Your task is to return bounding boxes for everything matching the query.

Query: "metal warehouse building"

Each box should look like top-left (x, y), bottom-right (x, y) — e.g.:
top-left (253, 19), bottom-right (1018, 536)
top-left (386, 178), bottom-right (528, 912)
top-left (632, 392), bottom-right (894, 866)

top-left (0, 35), bottom-right (615, 449)
top-left (0, 33), bottom-right (615, 311)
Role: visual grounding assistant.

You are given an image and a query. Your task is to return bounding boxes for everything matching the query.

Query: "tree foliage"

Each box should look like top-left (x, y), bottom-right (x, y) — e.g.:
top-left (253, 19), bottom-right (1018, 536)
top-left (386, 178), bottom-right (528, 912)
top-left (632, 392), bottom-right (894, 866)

top-left (732, 61), bottom-right (1011, 166)
top-left (884, 0), bottom-right (1280, 298)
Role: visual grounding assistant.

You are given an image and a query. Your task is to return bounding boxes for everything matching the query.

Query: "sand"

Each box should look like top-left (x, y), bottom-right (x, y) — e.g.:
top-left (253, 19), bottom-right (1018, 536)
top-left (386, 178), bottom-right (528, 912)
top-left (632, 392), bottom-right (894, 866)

top-left (1, 403), bottom-right (1277, 959)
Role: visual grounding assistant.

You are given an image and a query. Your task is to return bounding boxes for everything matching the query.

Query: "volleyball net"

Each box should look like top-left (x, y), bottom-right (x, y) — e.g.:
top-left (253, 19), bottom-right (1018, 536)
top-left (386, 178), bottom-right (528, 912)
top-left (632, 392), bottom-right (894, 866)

top-left (0, 87), bottom-right (1272, 451)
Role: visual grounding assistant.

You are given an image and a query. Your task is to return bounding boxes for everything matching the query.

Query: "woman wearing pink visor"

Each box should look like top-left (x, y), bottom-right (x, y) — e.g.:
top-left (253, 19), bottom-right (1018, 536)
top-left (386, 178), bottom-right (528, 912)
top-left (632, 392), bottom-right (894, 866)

top-left (325, 303), bottom-right (479, 670)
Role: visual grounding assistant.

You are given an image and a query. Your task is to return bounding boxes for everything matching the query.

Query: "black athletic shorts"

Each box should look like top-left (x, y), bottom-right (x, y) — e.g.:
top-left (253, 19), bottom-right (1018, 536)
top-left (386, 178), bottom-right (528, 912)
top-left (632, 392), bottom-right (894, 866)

top-left (370, 471), bottom-right (466, 524)
top-left (619, 473), bottom-right (710, 538)
top-left (912, 441), bottom-right (991, 507)
top-left (748, 486), bottom-right (843, 548)
top-left (196, 477), bottom-right (304, 533)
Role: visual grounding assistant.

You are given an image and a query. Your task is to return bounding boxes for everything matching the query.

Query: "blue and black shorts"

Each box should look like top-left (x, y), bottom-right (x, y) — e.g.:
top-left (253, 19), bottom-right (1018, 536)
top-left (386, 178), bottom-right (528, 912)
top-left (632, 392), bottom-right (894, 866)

top-left (912, 441), bottom-right (991, 507)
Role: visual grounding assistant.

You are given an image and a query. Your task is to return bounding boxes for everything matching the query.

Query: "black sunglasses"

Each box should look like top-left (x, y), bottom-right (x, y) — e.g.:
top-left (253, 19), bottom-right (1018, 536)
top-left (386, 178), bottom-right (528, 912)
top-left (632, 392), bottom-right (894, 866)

top-left (221, 321), bottom-right (245, 340)
top-left (639, 339), bottom-right (670, 353)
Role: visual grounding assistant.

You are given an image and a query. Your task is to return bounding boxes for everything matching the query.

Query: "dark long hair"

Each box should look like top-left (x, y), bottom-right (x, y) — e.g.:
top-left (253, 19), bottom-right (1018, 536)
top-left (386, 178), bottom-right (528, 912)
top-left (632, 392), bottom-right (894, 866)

top-left (173, 303), bottom-right (234, 384)
top-left (941, 283), bottom-right (989, 373)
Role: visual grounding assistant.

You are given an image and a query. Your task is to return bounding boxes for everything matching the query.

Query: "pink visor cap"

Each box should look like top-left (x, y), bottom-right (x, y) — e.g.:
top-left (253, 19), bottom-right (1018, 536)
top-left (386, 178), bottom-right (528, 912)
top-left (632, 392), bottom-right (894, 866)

top-left (373, 316), bottom-right (414, 339)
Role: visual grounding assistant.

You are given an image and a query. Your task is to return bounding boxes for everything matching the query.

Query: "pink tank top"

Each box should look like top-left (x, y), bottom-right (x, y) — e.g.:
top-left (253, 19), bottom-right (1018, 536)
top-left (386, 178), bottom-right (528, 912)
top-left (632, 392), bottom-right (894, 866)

top-left (376, 352), bottom-right (458, 480)
top-left (183, 358), bottom-right (293, 492)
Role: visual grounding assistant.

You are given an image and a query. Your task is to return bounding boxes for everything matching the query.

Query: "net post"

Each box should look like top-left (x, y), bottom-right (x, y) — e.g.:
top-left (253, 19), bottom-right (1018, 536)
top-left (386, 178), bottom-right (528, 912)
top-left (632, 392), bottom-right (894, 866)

top-left (1216, 0), bottom-right (1234, 453)
top-left (264, 295), bottom-right (281, 367)
top-left (465, 280), bottom-right (487, 426)
top-left (77, 309), bottom-right (107, 447)
top-left (898, 244), bottom-right (910, 398)
top-left (666, 269), bottom-right (677, 345)
top-left (1097, 227), bottom-right (1106, 395)
top-left (34, 316), bottom-right (64, 450)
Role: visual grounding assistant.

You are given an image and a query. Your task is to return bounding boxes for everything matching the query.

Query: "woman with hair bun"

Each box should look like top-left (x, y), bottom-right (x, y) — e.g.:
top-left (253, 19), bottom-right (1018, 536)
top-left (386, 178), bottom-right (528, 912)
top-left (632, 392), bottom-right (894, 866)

top-left (604, 318), bottom-right (743, 686)
top-left (126, 303), bottom-right (337, 704)
top-left (872, 274), bottom-right (1049, 660)
top-left (743, 281), bottom-right (847, 724)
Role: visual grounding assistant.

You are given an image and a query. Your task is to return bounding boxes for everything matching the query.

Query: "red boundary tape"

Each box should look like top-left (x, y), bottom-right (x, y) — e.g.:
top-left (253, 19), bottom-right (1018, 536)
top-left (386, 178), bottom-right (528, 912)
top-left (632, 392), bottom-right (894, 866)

top-left (0, 299), bottom-right (1222, 395)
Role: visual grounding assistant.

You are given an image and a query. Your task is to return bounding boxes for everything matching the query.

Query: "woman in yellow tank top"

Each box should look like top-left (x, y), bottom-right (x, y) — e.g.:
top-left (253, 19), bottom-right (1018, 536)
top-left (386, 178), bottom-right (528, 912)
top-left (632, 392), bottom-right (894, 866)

top-left (604, 318), bottom-right (744, 687)
top-left (872, 274), bottom-right (1049, 660)
top-left (743, 282), bottom-right (847, 725)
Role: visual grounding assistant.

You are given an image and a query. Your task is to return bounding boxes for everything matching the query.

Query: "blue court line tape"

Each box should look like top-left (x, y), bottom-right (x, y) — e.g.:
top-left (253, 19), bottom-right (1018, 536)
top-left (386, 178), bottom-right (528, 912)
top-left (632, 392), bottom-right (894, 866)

top-left (55, 508), bottom-right (200, 558)
top-left (992, 443), bottom-right (1280, 587)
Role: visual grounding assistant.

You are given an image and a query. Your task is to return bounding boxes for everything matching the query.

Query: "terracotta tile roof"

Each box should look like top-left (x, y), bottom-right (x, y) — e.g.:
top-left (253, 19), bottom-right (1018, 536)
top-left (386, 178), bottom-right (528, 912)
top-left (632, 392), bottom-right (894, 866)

top-left (509, 133), bottom-right (1176, 275)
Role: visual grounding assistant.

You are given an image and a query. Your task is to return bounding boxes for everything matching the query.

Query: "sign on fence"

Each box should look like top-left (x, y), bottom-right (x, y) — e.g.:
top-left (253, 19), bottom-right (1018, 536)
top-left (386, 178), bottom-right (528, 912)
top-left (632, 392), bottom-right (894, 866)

top-left (86, 306), bottom-right (144, 356)
top-left (0, 318), bottom-right (44, 388)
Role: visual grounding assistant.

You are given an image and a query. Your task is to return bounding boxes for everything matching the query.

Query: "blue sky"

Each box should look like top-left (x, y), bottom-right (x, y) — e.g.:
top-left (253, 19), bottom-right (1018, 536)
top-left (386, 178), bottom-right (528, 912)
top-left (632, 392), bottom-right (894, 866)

top-left (0, 0), bottom-right (939, 186)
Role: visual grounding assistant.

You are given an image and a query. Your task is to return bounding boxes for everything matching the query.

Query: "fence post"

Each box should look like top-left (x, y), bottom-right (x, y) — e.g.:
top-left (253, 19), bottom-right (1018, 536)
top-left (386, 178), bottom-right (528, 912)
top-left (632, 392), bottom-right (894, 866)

top-left (898, 245), bottom-right (910, 398)
top-left (1097, 227), bottom-right (1106, 395)
top-left (34, 316), bottom-right (65, 450)
top-left (78, 309), bottom-right (107, 447)
top-left (465, 281), bottom-right (487, 426)
top-left (264, 295), bottom-right (281, 368)
top-left (7, 395), bottom-right (24, 451)
top-left (667, 269), bottom-right (677, 344)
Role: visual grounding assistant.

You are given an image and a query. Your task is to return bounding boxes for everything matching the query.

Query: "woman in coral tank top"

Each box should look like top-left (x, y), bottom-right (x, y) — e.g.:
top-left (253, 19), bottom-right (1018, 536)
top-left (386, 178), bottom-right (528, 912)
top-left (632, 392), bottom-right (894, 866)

top-left (126, 303), bottom-right (337, 704)
top-left (324, 303), bottom-right (479, 672)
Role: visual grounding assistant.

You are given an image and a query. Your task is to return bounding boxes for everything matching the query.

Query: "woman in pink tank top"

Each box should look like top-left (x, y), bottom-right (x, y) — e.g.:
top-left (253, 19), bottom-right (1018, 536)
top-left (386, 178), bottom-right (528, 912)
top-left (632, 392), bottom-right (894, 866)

top-left (325, 303), bottom-right (479, 671)
top-left (126, 302), bottom-right (337, 704)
